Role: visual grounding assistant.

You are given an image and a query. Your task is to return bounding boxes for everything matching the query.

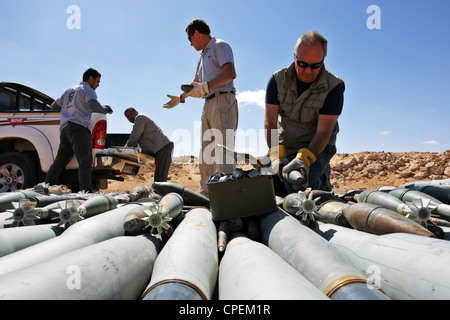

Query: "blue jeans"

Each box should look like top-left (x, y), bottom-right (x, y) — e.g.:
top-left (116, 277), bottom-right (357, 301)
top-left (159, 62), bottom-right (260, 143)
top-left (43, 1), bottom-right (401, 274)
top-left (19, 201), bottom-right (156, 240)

top-left (45, 122), bottom-right (93, 192)
top-left (272, 144), bottom-right (336, 196)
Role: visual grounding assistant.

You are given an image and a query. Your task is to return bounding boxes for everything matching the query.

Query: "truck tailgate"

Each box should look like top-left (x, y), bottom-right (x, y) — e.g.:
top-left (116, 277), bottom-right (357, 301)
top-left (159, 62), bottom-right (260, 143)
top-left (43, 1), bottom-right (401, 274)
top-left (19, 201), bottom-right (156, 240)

top-left (94, 147), bottom-right (154, 175)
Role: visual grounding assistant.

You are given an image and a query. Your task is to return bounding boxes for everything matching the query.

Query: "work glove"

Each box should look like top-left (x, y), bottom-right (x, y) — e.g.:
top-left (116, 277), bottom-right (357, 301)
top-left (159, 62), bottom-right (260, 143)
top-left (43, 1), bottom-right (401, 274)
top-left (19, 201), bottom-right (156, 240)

top-left (282, 148), bottom-right (316, 189)
top-left (187, 82), bottom-right (209, 98)
top-left (105, 105), bottom-right (113, 114)
top-left (163, 95), bottom-right (184, 109)
top-left (269, 145), bottom-right (288, 178)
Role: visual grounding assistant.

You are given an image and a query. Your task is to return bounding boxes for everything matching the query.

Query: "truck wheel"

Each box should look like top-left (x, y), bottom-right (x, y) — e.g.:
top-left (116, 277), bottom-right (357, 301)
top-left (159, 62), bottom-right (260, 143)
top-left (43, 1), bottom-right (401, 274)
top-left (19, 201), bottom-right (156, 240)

top-left (0, 152), bottom-right (39, 192)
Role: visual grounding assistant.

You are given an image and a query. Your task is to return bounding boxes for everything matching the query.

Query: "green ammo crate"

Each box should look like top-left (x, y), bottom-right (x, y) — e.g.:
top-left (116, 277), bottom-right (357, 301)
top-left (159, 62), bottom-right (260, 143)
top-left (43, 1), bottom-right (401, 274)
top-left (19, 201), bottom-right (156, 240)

top-left (207, 175), bottom-right (277, 221)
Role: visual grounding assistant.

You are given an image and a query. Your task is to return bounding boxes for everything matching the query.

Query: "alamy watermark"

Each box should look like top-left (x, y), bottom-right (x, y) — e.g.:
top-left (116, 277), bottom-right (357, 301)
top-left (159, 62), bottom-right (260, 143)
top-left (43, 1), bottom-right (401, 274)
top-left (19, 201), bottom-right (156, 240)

top-left (66, 5), bottom-right (381, 31)
top-left (66, 265), bottom-right (81, 289)
top-left (170, 122), bottom-right (276, 167)
top-left (366, 264), bottom-right (381, 290)
top-left (66, 5), bottom-right (81, 30)
top-left (367, 5), bottom-right (381, 30)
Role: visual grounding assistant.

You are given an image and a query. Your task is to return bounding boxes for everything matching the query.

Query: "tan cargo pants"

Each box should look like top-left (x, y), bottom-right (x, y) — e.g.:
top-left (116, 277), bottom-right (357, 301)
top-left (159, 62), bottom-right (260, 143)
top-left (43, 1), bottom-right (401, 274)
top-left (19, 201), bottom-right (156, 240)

top-left (199, 92), bottom-right (239, 194)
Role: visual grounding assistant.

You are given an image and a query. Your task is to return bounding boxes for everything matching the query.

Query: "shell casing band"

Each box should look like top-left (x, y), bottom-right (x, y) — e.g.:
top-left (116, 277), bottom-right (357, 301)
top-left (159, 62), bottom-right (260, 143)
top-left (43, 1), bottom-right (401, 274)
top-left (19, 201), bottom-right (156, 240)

top-left (323, 275), bottom-right (383, 298)
top-left (141, 278), bottom-right (208, 300)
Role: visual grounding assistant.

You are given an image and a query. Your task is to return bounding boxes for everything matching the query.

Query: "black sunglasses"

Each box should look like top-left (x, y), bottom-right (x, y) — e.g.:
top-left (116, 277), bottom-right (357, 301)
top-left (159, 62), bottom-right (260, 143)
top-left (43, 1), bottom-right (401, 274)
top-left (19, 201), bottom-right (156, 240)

top-left (188, 31), bottom-right (196, 42)
top-left (295, 56), bottom-right (324, 69)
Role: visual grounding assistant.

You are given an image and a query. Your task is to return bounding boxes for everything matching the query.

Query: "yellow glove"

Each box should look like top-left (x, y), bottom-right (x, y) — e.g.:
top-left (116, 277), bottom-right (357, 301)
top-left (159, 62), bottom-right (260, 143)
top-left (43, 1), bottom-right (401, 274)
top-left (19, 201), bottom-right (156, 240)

top-left (282, 148), bottom-right (316, 188)
top-left (295, 148), bottom-right (316, 167)
top-left (269, 145), bottom-right (288, 177)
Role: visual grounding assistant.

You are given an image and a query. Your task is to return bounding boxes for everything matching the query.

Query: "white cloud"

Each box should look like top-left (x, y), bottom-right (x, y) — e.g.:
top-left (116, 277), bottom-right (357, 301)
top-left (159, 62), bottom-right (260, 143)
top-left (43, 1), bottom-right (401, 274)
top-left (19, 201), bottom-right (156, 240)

top-left (236, 89), bottom-right (266, 109)
top-left (378, 130), bottom-right (392, 136)
top-left (422, 140), bottom-right (439, 145)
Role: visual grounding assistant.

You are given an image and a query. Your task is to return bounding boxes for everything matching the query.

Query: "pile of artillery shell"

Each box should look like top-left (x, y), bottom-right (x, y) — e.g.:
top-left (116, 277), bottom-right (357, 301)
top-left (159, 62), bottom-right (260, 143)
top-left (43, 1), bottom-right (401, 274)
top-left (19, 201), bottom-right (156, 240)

top-left (0, 179), bottom-right (450, 300)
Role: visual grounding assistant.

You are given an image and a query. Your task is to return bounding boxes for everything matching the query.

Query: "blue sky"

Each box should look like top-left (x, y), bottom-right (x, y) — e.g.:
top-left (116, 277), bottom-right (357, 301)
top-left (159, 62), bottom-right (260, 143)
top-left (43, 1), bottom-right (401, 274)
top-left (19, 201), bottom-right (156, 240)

top-left (1, 0), bottom-right (449, 157)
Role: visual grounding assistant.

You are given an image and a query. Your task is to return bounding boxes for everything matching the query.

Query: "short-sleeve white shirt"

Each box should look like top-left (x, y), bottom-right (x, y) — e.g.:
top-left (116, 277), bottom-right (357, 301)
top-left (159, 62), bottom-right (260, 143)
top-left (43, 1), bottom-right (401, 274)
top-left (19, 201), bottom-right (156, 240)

top-left (196, 37), bottom-right (235, 94)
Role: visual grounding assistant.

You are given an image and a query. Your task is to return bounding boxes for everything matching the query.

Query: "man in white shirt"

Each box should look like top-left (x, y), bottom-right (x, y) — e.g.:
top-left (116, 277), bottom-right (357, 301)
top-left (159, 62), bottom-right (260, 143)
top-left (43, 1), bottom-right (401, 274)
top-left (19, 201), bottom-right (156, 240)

top-left (45, 68), bottom-right (113, 192)
top-left (164, 19), bottom-right (238, 197)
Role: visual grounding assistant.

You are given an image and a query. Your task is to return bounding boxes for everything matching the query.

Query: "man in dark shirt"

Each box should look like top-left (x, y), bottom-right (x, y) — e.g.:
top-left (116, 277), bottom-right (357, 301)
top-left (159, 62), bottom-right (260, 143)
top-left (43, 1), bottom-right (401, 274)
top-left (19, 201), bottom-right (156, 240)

top-left (264, 31), bottom-right (344, 195)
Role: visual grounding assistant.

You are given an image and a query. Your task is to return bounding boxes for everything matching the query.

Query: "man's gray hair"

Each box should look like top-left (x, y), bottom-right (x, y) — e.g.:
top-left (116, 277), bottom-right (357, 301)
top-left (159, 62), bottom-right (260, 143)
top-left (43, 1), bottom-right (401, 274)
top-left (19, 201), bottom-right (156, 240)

top-left (294, 31), bottom-right (328, 57)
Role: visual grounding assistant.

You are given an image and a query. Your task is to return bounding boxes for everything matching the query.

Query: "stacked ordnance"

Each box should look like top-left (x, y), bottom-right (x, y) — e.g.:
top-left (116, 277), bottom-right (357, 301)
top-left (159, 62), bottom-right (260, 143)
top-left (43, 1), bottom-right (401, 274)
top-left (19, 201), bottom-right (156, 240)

top-left (1, 178), bottom-right (450, 300)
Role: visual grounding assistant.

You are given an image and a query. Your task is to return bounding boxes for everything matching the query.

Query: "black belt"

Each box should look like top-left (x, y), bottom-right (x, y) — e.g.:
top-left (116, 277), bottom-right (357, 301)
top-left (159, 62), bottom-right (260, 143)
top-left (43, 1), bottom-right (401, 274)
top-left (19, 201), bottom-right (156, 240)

top-left (205, 91), bottom-right (235, 100)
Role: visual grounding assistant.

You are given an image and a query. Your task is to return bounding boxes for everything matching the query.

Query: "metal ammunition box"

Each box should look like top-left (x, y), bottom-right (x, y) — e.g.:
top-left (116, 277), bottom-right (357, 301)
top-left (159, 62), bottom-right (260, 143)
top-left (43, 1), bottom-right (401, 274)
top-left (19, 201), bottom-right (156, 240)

top-left (207, 175), bottom-right (277, 221)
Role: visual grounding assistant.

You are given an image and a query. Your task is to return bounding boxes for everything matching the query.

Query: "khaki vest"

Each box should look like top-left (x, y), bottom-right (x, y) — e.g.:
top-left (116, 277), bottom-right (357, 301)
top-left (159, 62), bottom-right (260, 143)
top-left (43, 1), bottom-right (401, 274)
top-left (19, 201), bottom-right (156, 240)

top-left (274, 62), bottom-right (344, 153)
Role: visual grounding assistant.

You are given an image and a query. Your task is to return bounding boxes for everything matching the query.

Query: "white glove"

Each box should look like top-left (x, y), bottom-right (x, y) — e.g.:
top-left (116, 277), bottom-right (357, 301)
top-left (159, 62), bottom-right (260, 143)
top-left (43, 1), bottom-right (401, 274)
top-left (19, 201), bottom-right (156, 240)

top-left (188, 82), bottom-right (209, 98)
top-left (282, 158), bottom-right (310, 188)
top-left (163, 95), bottom-right (182, 109)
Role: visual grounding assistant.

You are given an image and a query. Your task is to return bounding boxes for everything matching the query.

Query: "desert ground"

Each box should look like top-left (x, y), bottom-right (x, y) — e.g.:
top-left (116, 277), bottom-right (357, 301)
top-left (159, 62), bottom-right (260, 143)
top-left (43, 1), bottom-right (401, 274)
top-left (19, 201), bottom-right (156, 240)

top-left (106, 150), bottom-right (450, 196)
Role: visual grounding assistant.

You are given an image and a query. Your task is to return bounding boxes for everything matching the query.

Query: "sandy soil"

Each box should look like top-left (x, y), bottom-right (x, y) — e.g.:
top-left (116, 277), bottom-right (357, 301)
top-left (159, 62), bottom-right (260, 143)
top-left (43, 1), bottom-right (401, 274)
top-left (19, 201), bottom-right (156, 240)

top-left (105, 152), bottom-right (446, 195)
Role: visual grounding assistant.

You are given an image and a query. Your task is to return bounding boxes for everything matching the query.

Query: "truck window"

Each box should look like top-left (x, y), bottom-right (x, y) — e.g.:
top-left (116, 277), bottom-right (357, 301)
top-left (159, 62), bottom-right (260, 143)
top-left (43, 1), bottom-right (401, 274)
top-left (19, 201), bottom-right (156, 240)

top-left (0, 87), bottom-right (17, 111)
top-left (19, 92), bottom-right (32, 111)
top-left (32, 98), bottom-right (44, 111)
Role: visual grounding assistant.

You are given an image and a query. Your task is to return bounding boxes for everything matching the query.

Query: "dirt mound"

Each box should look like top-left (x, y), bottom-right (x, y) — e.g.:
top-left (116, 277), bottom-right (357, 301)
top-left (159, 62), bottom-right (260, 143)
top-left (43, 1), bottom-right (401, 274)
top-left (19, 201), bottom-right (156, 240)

top-left (330, 150), bottom-right (450, 194)
top-left (107, 150), bottom-right (450, 195)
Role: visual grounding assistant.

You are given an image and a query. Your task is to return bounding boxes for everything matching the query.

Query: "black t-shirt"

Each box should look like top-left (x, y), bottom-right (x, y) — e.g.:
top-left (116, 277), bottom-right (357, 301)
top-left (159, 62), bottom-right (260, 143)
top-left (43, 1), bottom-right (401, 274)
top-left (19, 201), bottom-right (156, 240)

top-left (265, 74), bottom-right (344, 115)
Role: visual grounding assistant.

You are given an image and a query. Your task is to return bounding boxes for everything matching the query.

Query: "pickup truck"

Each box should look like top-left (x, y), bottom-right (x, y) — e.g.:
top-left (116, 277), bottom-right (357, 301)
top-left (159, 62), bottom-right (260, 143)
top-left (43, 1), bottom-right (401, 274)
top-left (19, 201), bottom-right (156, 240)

top-left (0, 81), bottom-right (152, 192)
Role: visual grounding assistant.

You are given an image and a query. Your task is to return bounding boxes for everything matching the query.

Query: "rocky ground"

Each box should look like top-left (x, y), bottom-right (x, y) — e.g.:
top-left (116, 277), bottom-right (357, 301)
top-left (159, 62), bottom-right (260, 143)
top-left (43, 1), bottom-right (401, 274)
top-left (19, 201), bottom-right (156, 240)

top-left (106, 150), bottom-right (450, 196)
top-left (330, 150), bottom-right (450, 194)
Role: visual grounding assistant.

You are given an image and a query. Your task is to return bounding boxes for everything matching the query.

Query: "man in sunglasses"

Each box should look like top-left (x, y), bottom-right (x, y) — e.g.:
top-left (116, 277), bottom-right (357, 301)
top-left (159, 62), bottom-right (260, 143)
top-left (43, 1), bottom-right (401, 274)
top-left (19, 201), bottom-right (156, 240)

top-left (164, 19), bottom-right (238, 197)
top-left (265, 31), bottom-right (345, 195)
